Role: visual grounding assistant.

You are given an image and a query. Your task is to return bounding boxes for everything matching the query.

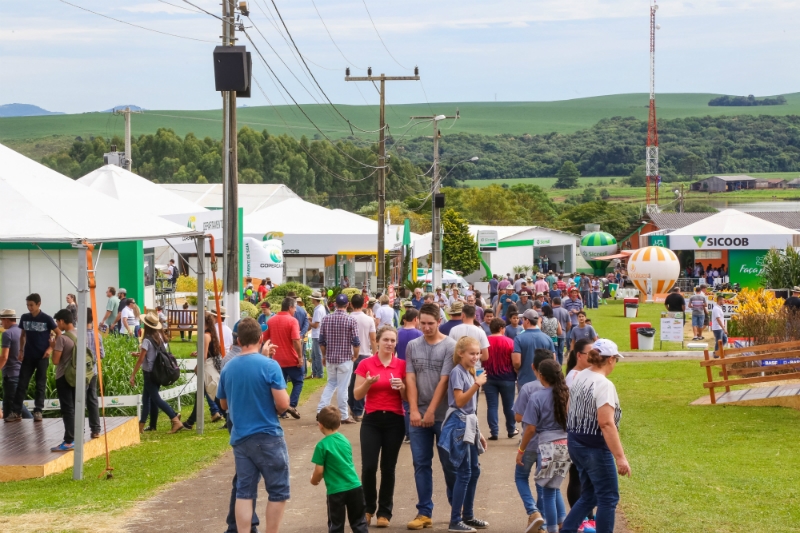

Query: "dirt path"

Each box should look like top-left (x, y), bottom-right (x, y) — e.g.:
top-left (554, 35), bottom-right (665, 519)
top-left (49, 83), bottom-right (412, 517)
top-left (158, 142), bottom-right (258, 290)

top-left (125, 387), bottom-right (632, 533)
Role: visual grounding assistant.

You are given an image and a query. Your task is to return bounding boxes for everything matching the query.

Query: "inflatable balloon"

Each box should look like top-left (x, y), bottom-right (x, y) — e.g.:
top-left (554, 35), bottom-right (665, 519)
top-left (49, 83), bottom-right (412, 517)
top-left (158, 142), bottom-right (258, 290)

top-left (327, 289), bottom-right (333, 297)
top-left (627, 246), bottom-right (681, 296)
top-left (580, 232), bottom-right (618, 275)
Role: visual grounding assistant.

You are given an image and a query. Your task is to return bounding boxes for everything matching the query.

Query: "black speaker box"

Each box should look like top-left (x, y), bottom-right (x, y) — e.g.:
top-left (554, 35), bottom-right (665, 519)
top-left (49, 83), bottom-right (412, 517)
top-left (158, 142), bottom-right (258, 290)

top-left (213, 46), bottom-right (249, 92)
top-left (434, 193), bottom-right (445, 208)
top-left (236, 52), bottom-right (252, 98)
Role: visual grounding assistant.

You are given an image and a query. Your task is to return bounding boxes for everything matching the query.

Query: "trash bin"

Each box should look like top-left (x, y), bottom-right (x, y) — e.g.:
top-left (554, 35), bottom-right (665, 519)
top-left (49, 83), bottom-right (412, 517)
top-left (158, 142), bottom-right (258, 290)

top-left (625, 303), bottom-right (639, 318)
top-left (623, 297), bottom-right (639, 316)
top-left (629, 322), bottom-right (651, 349)
top-left (637, 327), bottom-right (656, 350)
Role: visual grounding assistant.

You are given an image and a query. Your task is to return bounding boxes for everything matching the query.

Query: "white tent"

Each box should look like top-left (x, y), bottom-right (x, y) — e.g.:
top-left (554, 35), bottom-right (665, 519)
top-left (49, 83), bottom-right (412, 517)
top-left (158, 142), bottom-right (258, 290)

top-left (0, 145), bottom-right (197, 243)
top-left (159, 183), bottom-right (299, 215)
top-left (78, 165), bottom-right (207, 217)
top-left (0, 143), bottom-right (205, 479)
top-left (668, 209), bottom-right (800, 250)
top-left (244, 198), bottom-right (407, 254)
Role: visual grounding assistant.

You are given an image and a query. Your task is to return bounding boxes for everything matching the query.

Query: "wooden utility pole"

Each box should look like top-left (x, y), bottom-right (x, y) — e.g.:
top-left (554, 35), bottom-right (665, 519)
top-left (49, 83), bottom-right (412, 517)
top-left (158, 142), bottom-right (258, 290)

top-left (409, 113), bottom-right (458, 292)
top-left (112, 106), bottom-right (140, 171)
top-left (345, 69), bottom-right (419, 292)
top-left (222, 0), bottom-right (240, 325)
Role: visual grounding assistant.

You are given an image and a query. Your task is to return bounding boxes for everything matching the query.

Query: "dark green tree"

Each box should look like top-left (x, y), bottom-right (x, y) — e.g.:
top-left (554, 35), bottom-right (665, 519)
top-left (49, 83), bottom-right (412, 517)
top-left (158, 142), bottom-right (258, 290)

top-left (442, 209), bottom-right (480, 276)
top-left (679, 154), bottom-right (708, 181)
top-left (553, 161), bottom-right (580, 189)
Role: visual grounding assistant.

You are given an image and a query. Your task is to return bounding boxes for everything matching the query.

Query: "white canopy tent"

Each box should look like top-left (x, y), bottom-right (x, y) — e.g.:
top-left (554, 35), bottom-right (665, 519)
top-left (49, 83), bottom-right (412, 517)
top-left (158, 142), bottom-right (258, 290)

top-left (668, 209), bottom-right (800, 250)
top-left (0, 143), bottom-right (206, 479)
top-left (244, 197), bottom-right (408, 254)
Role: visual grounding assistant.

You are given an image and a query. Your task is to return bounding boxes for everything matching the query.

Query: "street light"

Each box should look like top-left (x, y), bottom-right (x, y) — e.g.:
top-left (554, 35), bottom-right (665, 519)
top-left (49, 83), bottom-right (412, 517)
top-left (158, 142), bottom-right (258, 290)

top-left (438, 156), bottom-right (479, 186)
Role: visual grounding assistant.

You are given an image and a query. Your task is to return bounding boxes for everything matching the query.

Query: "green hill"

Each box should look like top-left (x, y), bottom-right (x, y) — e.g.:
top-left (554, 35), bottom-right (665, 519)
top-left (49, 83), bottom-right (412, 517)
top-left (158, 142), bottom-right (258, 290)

top-left (2, 93), bottom-right (800, 154)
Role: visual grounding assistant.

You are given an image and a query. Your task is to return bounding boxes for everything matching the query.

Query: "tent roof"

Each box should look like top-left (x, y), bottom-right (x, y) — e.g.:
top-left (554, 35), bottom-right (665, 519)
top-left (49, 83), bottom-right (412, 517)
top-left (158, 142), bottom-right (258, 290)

top-left (669, 209), bottom-right (800, 236)
top-left (159, 183), bottom-right (299, 215)
top-left (245, 198), bottom-right (380, 236)
top-left (0, 144), bottom-right (200, 243)
top-left (78, 165), bottom-right (207, 216)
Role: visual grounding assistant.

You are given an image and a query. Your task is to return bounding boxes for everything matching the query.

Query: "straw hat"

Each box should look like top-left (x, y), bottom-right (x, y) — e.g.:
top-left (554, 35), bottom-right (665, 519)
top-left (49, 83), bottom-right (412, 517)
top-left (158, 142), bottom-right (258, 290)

top-left (210, 306), bottom-right (228, 319)
top-left (448, 301), bottom-right (464, 315)
top-left (142, 312), bottom-right (162, 330)
top-left (310, 290), bottom-right (325, 300)
top-left (0, 309), bottom-right (17, 320)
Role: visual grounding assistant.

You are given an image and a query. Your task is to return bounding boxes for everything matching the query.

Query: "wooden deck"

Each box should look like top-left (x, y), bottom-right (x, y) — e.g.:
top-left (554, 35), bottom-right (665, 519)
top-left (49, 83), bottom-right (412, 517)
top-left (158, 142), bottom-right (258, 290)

top-left (0, 416), bottom-right (139, 481)
top-left (692, 383), bottom-right (800, 409)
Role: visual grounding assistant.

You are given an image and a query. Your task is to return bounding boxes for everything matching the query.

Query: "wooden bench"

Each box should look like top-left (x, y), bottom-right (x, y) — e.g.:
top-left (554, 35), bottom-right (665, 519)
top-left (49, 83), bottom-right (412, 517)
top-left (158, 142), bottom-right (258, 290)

top-left (167, 309), bottom-right (198, 340)
top-left (700, 339), bottom-right (800, 404)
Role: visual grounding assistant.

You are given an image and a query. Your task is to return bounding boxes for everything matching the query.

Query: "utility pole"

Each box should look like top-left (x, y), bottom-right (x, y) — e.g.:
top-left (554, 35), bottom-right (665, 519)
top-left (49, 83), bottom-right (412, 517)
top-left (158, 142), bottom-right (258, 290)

top-left (345, 68), bottom-right (419, 292)
top-left (112, 106), bottom-right (140, 171)
top-left (222, 0), bottom-right (240, 325)
top-left (409, 113), bottom-right (458, 292)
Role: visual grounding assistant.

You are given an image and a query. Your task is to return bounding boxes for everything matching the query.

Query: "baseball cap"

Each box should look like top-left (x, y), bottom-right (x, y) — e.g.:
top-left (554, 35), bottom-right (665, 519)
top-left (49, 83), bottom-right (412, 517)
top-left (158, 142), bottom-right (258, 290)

top-left (522, 309), bottom-right (539, 322)
top-left (594, 339), bottom-right (623, 358)
top-left (335, 294), bottom-right (349, 306)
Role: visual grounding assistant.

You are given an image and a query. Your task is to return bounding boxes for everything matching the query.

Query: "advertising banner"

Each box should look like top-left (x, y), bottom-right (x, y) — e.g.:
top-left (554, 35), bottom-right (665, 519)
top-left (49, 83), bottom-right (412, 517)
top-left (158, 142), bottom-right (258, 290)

top-left (478, 230), bottom-right (499, 251)
top-left (670, 234), bottom-right (793, 250)
top-left (649, 235), bottom-right (669, 248)
top-left (728, 249), bottom-right (767, 289)
top-left (244, 236), bottom-right (284, 284)
top-left (660, 312), bottom-right (684, 342)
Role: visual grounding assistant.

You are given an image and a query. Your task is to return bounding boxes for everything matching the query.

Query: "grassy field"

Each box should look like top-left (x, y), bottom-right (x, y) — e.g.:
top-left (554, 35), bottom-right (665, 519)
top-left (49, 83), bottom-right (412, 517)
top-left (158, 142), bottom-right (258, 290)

top-left (583, 299), bottom-right (686, 351)
top-left (2, 93), bottom-right (800, 149)
top-left (614, 361), bottom-right (800, 533)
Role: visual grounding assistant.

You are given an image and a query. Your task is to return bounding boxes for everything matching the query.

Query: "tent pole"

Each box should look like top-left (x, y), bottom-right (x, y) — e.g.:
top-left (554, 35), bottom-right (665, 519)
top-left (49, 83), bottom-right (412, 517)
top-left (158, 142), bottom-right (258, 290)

top-left (73, 244), bottom-right (88, 480)
top-left (195, 236), bottom-right (206, 435)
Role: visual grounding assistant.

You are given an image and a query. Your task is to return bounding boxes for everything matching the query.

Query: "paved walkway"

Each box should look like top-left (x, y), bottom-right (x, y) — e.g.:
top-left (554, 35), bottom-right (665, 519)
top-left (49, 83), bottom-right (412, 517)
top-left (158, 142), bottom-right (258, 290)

top-left (125, 387), bottom-right (631, 532)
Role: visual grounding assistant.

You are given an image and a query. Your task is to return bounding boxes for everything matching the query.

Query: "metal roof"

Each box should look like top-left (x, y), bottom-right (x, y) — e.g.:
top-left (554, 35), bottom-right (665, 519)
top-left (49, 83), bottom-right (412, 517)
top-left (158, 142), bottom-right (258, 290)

top-left (706, 175), bottom-right (757, 181)
top-left (648, 211), bottom-right (800, 231)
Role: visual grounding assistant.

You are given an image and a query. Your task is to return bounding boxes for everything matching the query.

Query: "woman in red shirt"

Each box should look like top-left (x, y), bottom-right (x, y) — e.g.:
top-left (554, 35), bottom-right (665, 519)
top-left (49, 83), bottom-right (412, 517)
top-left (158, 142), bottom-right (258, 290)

top-left (484, 317), bottom-right (519, 440)
top-left (353, 326), bottom-right (407, 528)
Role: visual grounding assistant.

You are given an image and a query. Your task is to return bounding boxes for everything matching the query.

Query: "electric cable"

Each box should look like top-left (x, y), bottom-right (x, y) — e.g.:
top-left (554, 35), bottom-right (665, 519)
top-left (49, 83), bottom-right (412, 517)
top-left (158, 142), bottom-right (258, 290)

top-left (310, 0), bottom-right (363, 69)
top-left (360, 0), bottom-right (411, 70)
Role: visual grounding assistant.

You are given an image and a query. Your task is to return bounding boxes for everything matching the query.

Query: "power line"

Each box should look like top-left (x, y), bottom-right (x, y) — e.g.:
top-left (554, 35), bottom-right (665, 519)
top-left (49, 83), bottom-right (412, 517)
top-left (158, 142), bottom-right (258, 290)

top-left (158, 0), bottom-right (204, 15)
top-left (360, 0), bottom-right (411, 70)
top-left (56, 0), bottom-right (218, 43)
top-left (310, 0), bottom-right (363, 69)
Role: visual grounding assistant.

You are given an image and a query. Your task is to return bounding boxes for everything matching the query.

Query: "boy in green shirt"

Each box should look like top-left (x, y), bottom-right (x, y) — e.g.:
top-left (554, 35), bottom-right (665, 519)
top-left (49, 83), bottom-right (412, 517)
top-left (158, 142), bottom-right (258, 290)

top-left (311, 406), bottom-right (368, 533)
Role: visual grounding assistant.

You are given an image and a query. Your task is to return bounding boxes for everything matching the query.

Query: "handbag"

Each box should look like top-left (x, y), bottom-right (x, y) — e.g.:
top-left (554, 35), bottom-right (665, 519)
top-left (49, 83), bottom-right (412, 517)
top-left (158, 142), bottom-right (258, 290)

top-left (204, 356), bottom-right (221, 399)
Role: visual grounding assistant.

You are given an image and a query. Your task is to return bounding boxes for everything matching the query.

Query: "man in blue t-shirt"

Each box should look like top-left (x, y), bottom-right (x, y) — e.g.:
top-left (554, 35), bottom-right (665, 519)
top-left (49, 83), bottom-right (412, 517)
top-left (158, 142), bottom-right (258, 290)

top-left (511, 310), bottom-right (556, 390)
top-left (7, 293), bottom-right (60, 423)
top-left (496, 286), bottom-right (519, 319)
top-left (217, 318), bottom-right (291, 532)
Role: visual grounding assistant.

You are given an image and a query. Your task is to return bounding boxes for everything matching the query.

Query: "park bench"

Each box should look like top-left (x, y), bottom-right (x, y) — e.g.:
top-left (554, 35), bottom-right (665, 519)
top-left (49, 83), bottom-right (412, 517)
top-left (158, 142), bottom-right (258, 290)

top-left (167, 309), bottom-right (197, 340)
top-left (700, 339), bottom-right (800, 404)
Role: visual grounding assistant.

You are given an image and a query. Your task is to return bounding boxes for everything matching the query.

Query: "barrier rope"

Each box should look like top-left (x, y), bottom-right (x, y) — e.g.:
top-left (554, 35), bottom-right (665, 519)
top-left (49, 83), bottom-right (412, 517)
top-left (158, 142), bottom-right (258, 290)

top-left (83, 241), bottom-right (114, 480)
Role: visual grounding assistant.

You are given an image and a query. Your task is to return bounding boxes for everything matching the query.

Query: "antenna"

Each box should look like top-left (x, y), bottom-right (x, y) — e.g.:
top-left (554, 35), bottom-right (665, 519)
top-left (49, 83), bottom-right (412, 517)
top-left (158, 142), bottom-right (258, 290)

top-left (646, 1), bottom-right (660, 211)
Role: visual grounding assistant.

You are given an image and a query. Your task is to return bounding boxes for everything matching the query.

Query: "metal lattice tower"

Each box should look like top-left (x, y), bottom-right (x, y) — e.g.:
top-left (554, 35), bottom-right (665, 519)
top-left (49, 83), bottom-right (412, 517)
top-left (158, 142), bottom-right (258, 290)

top-left (646, 1), bottom-right (660, 210)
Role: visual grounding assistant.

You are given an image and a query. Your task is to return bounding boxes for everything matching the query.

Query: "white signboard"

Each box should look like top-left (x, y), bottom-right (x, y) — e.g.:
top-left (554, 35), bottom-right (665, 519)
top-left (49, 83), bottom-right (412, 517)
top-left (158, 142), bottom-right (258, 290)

top-left (670, 234), bottom-right (796, 251)
top-left (244, 236), bottom-right (284, 284)
top-left (534, 238), bottom-right (551, 246)
top-left (660, 312), bottom-right (684, 342)
top-left (144, 210), bottom-right (224, 252)
top-left (478, 230), bottom-right (499, 251)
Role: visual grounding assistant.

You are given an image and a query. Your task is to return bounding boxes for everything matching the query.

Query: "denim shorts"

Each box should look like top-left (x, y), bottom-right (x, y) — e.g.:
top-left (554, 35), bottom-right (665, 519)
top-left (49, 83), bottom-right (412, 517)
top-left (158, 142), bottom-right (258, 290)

top-left (691, 314), bottom-right (705, 328)
top-left (233, 433), bottom-right (291, 501)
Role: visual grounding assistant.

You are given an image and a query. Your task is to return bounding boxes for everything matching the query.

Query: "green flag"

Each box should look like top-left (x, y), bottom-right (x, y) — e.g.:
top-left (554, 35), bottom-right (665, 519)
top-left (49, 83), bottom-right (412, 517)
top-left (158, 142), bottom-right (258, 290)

top-left (403, 218), bottom-right (411, 246)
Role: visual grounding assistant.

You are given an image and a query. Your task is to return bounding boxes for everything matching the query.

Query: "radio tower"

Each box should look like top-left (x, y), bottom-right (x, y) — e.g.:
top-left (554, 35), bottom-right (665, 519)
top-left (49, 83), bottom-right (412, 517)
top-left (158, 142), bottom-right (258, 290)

top-left (646, 1), bottom-right (660, 211)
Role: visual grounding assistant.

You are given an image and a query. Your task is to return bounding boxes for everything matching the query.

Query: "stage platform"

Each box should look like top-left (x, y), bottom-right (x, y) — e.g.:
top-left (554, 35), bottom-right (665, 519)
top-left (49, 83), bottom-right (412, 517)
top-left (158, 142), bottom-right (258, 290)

top-left (0, 416), bottom-right (140, 481)
top-left (692, 383), bottom-right (800, 409)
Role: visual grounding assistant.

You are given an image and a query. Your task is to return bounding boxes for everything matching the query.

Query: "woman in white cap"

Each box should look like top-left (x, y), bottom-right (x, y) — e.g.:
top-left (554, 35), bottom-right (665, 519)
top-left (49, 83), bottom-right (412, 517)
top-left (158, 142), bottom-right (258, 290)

top-left (560, 339), bottom-right (629, 533)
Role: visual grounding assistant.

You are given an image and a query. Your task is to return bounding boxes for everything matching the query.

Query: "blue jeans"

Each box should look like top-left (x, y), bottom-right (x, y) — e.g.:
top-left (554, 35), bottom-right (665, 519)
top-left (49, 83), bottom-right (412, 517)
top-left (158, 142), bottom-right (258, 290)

top-left (556, 337), bottom-right (566, 365)
top-left (580, 291), bottom-right (590, 308)
top-left (482, 379), bottom-right (516, 437)
top-left (713, 329), bottom-right (728, 356)
top-left (408, 421), bottom-right (456, 518)
top-left (282, 366), bottom-right (304, 409)
top-left (3, 376), bottom-right (32, 419)
top-left (515, 450), bottom-right (543, 516)
top-left (233, 433), bottom-right (291, 502)
top-left (561, 439), bottom-right (619, 533)
top-left (225, 418), bottom-right (259, 533)
top-left (691, 314), bottom-right (704, 328)
top-left (541, 486), bottom-right (567, 532)
top-left (310, 339), bottom-right (324, 378)
top-left (140, 371), bottom-right (177, 423)
top-left (317, 361), bottom-right (353, 420)
top-left (348, 356), bottom-right (368, 417)
top-left (450, 441), bottom-right (480, 525)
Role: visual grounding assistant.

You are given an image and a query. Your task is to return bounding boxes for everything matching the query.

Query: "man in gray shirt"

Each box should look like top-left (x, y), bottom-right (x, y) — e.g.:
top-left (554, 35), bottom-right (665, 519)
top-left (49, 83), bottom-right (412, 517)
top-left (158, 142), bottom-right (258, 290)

top-left (550, 297), bottom-right (571, 364)
top-left (404, 303), bottom-right (457, 529)
top-left (688, 286), bottom-right (709, 341)
top-left (516, 291), bottom-right (534, 314)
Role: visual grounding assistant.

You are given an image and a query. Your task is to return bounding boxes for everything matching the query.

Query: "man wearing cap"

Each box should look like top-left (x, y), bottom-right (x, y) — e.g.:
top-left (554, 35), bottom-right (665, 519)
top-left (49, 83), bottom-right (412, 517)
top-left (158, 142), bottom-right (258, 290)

top-left (411, 288), bottom-right (425, 311)
top-left (101, 287), bottom-right (119, 333)
top-left (534, 274), bottom-right (549, 296)
top-left (511, 309), bottom-right (556, 390)
top-left (516, 291), bottom-right (533, 314)
top-left (563, 288), bottom-right (584, 329)
top-left (496, 286), bottom-right (519, 320)
top-left (545, 270), bottom-right (557, 291)
top-left (784, 287), bottom-right (800, 314)
top-left (257, 301), bottom-right (273, 332)
top-left (439, 301), bottom-right (464, 336)
top-left (308, 291), bottom-right (327, 379)
top-left (1, 309), bottom-right (32, 420)
top-left (318, 294), bottom-right (360, 424)
top-left (262, 298), bottom-right (303, 419)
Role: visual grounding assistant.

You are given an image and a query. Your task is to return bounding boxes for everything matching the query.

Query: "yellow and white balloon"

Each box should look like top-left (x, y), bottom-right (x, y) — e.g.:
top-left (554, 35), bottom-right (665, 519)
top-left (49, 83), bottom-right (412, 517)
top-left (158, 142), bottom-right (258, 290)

top-left (627, 246), bottom-right (680, 295)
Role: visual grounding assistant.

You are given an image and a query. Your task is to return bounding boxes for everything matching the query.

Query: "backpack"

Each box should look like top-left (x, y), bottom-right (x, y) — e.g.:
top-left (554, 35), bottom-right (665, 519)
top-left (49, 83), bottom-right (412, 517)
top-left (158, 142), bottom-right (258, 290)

top-left (64, 331), bottom-right (95, 388)
top-left (148, 337), bottom-right (181, 387)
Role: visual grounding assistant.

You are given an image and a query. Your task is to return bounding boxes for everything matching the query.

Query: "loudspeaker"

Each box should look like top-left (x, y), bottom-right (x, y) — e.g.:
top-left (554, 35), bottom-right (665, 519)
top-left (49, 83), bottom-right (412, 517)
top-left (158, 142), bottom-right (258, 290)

top-left (434, 193), bottom-right (445, 208)
top-left (213, 46), bottom-right (249, 92)
top-left (236, 52), bottom-right (252, 98)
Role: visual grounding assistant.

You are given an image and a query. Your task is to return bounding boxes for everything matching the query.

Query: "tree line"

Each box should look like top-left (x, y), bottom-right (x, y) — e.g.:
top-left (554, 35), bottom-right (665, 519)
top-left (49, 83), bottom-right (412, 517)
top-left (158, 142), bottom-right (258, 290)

top-left (708, 95), bottom-right (787, 107)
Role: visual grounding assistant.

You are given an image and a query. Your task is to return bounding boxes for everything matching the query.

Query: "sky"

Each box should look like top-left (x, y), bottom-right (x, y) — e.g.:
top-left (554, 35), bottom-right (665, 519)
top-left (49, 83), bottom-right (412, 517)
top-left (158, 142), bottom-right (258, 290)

top-left (1, 0), bottom-right (799, 113)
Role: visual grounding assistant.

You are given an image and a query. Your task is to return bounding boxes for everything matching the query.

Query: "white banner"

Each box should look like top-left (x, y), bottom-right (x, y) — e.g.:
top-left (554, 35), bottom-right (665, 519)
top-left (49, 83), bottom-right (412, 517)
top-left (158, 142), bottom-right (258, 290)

top-left (244, 237), bottom-right (284, 284)
top-left (669, 233), bottom-right (796, 251)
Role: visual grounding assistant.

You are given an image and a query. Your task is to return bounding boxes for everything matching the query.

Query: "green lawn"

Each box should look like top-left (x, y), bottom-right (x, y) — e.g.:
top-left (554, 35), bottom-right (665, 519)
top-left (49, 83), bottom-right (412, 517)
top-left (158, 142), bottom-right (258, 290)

top-left (583, 299), bottom-right (685, 352)
top-left (614, 361), bottom-right (800, 533)
top-left (3, 93), bottom-right (800, 148)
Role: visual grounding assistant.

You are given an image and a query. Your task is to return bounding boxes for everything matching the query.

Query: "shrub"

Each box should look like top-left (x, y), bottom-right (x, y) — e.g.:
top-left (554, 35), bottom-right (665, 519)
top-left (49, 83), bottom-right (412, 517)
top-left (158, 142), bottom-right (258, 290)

top-left (239, 300), bottom-right (258, 319)
top-left (342, 288), bottom-right (361, 300)
top-left (266, 282), bottom-right (313, 311)
top-left (175, 275), bottom-right (223, 293)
